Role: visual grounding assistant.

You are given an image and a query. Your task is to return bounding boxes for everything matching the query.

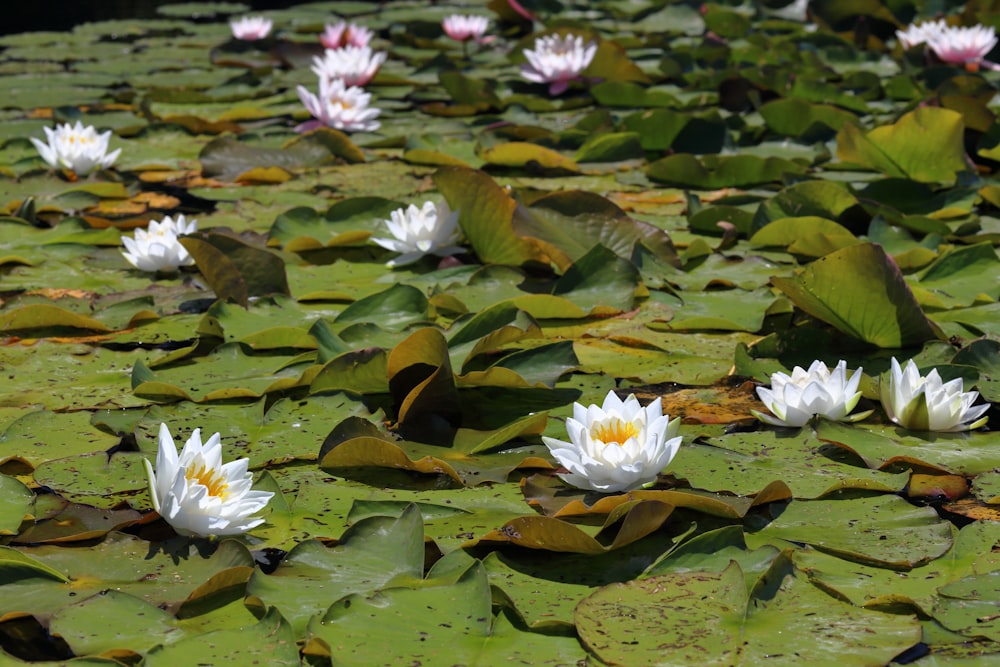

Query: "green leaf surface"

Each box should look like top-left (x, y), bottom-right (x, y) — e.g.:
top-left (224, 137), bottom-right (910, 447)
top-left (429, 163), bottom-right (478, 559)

top-left (772, 243), bottom-right (940, 348)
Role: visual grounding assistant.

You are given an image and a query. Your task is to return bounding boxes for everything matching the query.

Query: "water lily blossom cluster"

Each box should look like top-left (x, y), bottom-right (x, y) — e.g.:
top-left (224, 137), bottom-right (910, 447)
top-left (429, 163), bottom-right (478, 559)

top-left (31, 121), bottom-right (121, 176)
top-left (896, 20), bottom-right (999, 69)
top-left (230, 15), bottom-right (273, 41)
top-left (521, 33), bottom-right (598, 95)
top-left (121, 214), bottom-right (197, 273)
top-left (319, 20), bottom-right (373, 49)
top-left (542, 390), bottom-right (682, 493)
top-left (145, 423), bottom-right (274, 538)
top-left (442, 14), bottom-right (490, 43)
top-left (880, 358), bottom-right (990, 432)
top-left (372, 200), bottom-right (463, 267)
top-left (296, 77), bottom-right (381, 133)
top-left (753, 360), bottom-right (872, 428)
top-left (298, 17), bottom-right (382, 133)
top-left (310, 45), bottom-right (387, 87)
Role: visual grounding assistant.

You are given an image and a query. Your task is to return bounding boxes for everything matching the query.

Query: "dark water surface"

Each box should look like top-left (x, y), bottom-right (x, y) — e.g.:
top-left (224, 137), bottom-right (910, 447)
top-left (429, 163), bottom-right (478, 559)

top-left (3, 0), bottom-right (313, 35)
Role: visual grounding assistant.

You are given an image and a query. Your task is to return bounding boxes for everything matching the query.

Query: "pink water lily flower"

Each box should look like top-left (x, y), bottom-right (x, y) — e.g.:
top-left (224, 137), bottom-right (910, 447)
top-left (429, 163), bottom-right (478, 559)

top-left (319, 20), bottom-right (373, 49)
top-left (311, 45), bottom-right (387, 87)
top-left (521, 33), bottom-right (598, 95)
top-left (442, 14), bottom-right (490, 43)
top-left (230, 15), bottom-right (272, 41)
top-left (927, 24), bottom-right (999, 69)
top-left (296, 77), bottom-right (381, 133)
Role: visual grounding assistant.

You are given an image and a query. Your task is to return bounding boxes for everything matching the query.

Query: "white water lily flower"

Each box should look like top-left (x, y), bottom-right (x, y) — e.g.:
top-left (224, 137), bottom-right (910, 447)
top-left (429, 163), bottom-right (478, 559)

top-left (145, 423), bottom-right (274, 538)
top-left (443, 15), bottom-right (490, 43)
top-left (752, 360), bottom-right (872, 428)
top-left (296, 77), bottom-right (381, 133)
top-left (122, 214), bottom-right (197, 273)
top-left (230, 15), bottom-right (273, 40)
top-left (541, 390), bottom-right (682, 493)
top-left (880, 358), bottom-right (990, 432)
top-left (927, 24), bottom-right (999, 68)
top-left (521, 33), bottom-right (597, 95)
top-left (896, 19), bottom-right (947, 49)
top-left (319, 21), bottom-right (373, 49)
top-left (372, 200), bottom-right (463, 267)
top-left (30, 121), bottom-right (121, 176)
top-left (311, 45), bottom-right (387, 87)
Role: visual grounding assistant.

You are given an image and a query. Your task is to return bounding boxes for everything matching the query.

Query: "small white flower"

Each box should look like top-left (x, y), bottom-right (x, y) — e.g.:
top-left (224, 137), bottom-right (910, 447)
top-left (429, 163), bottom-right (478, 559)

top-left (310, 45), bottom-right (387, 87)
top-left (880, 358), bottom-right (990, 432)
top-left (443, 15), bottom-right (490, 43)
top-left (371, 200), bottom-right (463, 267)
top-left (541, 390), bottom-right (682, 493)
top-left (230, 15), bottom-right (273, 41)
top-left (296, 77), bottom-right (381, 133)
top-left (896, 19), bottom-right (947, 49)
top-left (319, 21), bottom-right (373, 49)
top-left (121, 214), bottom-right (197, 273)
top-left (927, 24), bottom-right (998, 67)
top-left (752, 360), bottom-right (872, 428)
top-left (30, 121), bottom-right (121, 176)
top-left (521, 33), bottom-right (597, 96)
top-left (144, 423), bottom-right (274, 538)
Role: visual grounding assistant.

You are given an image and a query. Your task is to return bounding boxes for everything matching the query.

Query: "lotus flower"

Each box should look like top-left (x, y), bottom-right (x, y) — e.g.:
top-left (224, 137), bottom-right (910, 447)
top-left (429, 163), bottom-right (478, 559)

top-left (896, 19), bottom-right (947, 49)
top-left (541, 390), bottom-right (682, 493)
top-left (144, 423), bottom-right (274, 538)
top-left (880, 358), bottom-right (990, 432)
top-left (442, 15), bottom-right (490, 43)
top-left (121, 214), bottom-right (197, 273)
top-left (30, 121), bottom-right (121, 176)
top-left (927, 24), bottom-right (999, 68)
top-left (521, 33), bottom-right (597, 95)
top-left (319, 21), bottom-right (373, 49)
top-left (295, 77), bottom-right (381, 133)
top-left (230, 15), bottom-right (273, 41)
top-left (752, 360), bottom-right (873, 428)
top-left (310, 45), bottom-right (387, 87)
top-left (371, 200), bottom-right (463, 267)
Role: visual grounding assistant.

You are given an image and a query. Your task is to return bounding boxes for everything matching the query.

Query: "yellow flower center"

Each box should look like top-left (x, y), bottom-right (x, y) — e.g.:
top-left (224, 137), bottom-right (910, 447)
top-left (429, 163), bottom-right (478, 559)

top-left (186, 463), bottom-right (229, 498)
top-left (590, 418), bottom-right (639, 445)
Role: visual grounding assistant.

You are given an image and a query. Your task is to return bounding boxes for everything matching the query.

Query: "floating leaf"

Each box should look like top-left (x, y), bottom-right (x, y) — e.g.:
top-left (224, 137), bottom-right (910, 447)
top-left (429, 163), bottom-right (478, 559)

top-left (836, 107), bottom-right (968, 183)
top-left (772, 243), bottom-right (941, 348)
top-left (576, 559), bottom-right (920, 666)
top-left (647, 153), bottom-right (808, 188)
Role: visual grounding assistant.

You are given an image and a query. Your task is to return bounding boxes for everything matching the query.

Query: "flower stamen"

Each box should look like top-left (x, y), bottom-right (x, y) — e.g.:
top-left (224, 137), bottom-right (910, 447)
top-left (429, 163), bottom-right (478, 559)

top-left (590, 418), bottom-right (639, 445)
top-left (186, 463), bottom-right (229, 498)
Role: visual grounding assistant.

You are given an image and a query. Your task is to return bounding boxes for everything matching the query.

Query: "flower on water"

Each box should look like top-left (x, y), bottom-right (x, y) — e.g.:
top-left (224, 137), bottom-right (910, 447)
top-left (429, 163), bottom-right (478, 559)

top-left (442, 15), bottom-right (490, 43)
top-left (541, 390), bottom-right (682, 493)
top-left (121, 214), bottom-right (197, 273)
top-left (927, 24), bottom-right (998, 68)
top-left (310, 45), bottom-right (387, 87)
top-left (31, 121), bottom-right (121, 176)
top-left (319, 21), bottom-right (373, 49)
top-left (752, 360), bottom-right (872, 428)
top-left (371, 200), bottom-right (463, 267)
top-left (230, 15), bottom-right (273, 41)
top-left (521, 33), bottom-right (597, 95)
top-left (144, 423), bottom-right (274, 538)
top-left (880, 358), bottom-right (990, 432)
top-left (295, 77), bottom-right (382, 133)
top-left (896, 19), bottom-right (947, 49)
